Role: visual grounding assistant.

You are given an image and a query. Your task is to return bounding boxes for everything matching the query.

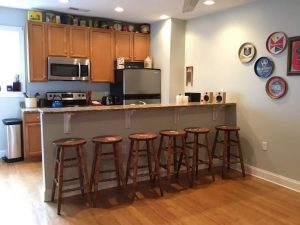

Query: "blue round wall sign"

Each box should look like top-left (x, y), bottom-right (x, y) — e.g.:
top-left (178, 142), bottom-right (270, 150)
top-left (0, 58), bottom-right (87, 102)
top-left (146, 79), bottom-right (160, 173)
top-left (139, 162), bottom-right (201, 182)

top-left (254, 57), bottom-right (274, 78)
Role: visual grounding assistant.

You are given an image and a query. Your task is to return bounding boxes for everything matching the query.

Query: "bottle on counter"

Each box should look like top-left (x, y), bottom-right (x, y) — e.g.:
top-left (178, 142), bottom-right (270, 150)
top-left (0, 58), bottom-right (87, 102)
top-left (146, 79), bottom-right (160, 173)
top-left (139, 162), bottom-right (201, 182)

top-left (144, 56), bottom-right (152, 68)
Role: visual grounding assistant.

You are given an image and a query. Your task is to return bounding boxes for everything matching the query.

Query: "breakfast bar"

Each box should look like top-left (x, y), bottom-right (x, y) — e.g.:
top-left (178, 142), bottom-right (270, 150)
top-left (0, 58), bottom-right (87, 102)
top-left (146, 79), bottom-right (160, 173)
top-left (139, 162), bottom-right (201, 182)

top-left (39, 102), bottom-right (236, 201)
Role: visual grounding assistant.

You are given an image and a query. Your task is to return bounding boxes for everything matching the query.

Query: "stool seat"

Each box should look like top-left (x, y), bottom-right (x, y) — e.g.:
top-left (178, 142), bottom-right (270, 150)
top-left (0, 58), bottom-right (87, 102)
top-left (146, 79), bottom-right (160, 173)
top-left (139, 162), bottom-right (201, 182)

top-left (215, 125), bottom-right (240, 131)
top-left (92, 135), bottom-right (122, 143)
top-left (185, 127), bottom-right (210, 134)
top-left (53, 138), bottom-right (86, 147)
top-left (160, 130), bottom-right (186, 136)
top-left (129, 133), bottom-right (157, 140)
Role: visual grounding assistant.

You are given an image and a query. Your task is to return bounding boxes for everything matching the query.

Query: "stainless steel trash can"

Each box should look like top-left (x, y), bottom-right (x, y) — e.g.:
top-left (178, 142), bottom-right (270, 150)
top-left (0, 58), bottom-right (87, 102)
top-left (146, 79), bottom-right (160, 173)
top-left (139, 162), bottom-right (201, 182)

top-left (2, 118), bottom-right (23, 163)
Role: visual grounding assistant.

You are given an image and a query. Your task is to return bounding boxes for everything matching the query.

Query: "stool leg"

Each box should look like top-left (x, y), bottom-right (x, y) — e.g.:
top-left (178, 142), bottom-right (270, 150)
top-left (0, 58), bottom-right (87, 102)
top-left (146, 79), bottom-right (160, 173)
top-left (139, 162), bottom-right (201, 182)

top-left (205, 133), bottom-right (215, 182)
top-left (89, 143), bottom-right (99, 194)
top-left (76, 147), bottom-right (85, 196)
top-left (92, 144), bottom-right (102, 207)
top-left (166, 137), bottom-right (173, 182)
top-left (191, 133), bottom-right (198, 186)
top-left (196, 134), bottom-right (199, 177)
top-left (151, 140), bottom-right (163, 196)
top-left (236, 131), bottom-right (246, 177)
top-left (131, 140), bottom-right (139, 199)
top-left (211, 129), bottom-right (219, 158)
top-left (51, 146), bottom-right (60, 202)
top-left (173, 136), bottom-right (178, 177)
top-left (182, 136), bottom-right (191, 187)
top-left (227, 132), bottom-right (231, 170)
top-left (222, 131), bottom-right (228, 179)
top-left (125, 140), bottom-right (134, 185)
top-left (57, 147), bottom-right (65, 215)
top-left (146, 140), bottom-right (154, 186)
top-left (78, 145), bottom-right (91, 207)
top-left (157, 136), bottom-right (163, 165)
top-left (114, 142), bottom-right (125, 187)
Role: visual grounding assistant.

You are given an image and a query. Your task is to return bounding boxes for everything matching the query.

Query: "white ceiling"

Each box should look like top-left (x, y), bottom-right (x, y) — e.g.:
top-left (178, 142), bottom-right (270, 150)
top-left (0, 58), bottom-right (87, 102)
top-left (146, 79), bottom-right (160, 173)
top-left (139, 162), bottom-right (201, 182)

top-left (0, 0), bottom-right (257, 23)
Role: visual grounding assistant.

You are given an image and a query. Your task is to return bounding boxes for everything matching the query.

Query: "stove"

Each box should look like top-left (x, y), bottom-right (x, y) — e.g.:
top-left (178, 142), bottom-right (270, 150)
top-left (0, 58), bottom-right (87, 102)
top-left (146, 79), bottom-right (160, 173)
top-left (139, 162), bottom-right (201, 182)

top-left (46, 92), bottom-right (87, 107)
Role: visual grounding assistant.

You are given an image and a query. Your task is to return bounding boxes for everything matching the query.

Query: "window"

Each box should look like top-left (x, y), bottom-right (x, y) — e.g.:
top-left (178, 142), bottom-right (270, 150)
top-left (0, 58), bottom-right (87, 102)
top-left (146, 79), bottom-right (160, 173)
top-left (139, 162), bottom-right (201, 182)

top-left (0, 25), bottom-right (25, 97)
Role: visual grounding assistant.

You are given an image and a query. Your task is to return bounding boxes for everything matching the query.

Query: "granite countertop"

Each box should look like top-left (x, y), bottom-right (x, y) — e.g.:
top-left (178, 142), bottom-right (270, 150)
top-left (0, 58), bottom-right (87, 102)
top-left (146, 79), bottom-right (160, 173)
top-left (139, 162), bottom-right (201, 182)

top-left (21, 107), bottom-right (40, 113)
top-left (36, 102), bottom-right (236, 114)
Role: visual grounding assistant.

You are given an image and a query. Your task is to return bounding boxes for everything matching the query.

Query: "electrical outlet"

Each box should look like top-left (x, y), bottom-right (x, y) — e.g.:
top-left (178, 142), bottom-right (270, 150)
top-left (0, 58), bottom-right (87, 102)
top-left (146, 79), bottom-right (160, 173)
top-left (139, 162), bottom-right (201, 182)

top-left (262, 141), bottom-right (268, 151)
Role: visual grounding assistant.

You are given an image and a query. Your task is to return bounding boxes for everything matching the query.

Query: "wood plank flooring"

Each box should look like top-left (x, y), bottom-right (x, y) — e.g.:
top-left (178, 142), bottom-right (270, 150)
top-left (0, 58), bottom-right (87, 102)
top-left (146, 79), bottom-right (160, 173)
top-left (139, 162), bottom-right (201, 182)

top-left (1, 161), bottom-right (300, 225)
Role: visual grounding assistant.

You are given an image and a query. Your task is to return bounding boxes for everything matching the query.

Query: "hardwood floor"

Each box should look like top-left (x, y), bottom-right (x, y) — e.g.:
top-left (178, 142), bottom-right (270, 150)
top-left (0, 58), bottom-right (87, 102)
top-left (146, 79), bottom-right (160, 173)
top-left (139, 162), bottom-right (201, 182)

top-left (1, 161), bottom-right (300, 225)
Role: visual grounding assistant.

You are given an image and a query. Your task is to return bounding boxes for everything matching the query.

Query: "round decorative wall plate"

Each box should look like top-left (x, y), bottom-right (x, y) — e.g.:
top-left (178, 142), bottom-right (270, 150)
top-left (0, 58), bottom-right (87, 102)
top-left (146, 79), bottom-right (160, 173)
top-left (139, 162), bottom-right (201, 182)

top-left (238, 42), bottom-right (256, 63)
top-left (266, 32), bottom-right (288, 55)
top-left (266, 76), bottom-right (287, 99)
top-left (254, 57), bottom-right (274, 78)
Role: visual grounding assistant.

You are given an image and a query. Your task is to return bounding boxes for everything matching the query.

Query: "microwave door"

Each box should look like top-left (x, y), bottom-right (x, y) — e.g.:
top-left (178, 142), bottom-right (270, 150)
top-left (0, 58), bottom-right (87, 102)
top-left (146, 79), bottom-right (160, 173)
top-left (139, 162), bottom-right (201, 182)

top-left (49, 63), bottom-right (80, 81)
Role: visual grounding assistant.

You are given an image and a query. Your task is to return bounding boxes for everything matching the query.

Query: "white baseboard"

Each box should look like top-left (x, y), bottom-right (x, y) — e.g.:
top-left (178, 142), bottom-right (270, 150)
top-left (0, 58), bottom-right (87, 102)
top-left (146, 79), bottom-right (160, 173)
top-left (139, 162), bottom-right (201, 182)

top-left (234, 164), bottom-right (300, 193)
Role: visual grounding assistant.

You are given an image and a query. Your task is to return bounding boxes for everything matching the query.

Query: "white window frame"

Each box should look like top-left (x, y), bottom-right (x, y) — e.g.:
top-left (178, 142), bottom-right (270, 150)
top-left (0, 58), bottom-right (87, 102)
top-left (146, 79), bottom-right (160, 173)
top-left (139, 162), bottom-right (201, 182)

top-left (0, 25), bottom-right (26, 98)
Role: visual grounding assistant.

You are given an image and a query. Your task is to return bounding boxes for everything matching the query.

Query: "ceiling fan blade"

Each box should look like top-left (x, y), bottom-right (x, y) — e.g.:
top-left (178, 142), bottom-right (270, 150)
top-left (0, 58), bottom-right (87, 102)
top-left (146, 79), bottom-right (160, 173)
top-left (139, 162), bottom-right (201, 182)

top-left (182, 0), bottom-right (200, 13)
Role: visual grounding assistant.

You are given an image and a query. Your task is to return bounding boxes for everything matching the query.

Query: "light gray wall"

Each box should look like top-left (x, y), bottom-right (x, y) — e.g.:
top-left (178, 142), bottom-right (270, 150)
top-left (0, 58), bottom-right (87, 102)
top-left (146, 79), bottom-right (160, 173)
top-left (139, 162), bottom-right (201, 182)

top-left (151, 19), bottom-right (171, 103)
top-left (151, 18), bottom-right (185, 103)
top-left (0, 7), bottom-right (109, 152)
top-left (185, 0), bottom-right (300, 181)
top-left (170, 19), bottom-right (185, 103)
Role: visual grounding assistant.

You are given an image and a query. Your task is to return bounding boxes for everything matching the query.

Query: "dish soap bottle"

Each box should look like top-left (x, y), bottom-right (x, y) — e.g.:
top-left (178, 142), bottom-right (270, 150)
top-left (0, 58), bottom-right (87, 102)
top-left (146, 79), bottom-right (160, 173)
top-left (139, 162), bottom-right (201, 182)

top-left (144, 56), bottom-right (152, 68)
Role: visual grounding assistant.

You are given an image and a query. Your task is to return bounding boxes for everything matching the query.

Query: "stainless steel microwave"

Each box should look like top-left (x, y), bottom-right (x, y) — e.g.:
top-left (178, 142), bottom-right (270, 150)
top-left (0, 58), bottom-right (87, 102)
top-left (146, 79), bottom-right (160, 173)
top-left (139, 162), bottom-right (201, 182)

top-left (48, 57), bottom-right (90, 81)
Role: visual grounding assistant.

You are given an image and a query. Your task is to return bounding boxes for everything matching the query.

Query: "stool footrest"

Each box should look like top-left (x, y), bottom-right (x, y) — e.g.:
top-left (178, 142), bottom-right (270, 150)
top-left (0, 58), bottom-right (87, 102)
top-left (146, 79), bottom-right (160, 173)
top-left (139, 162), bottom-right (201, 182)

top-left (62, 186), bottom-right (83, 193)
top-left (63, 177), bottom-right (80, 183)
top-left (64, 163), bottom-right (79, 168)
top-left (64, 157), bottom-right (77, 162)
top-left (99, 169), bottom-right (117, 173)
top-left (99, 177), bottom-right (117, 182)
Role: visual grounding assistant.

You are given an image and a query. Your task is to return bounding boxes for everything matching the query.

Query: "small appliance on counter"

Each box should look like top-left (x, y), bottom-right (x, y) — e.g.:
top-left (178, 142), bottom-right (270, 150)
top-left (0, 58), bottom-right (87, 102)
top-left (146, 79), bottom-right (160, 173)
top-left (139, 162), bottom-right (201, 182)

top-left (101, 95), bottom-right (122, 105)
top-left (185, 92), bottom-right (201, 102)
top-left (46, 92), bottom-right (87, 107)
top-left (214, 92), bottom-right (226, 103)
top-left (202, 92), bottom-right (213, 103)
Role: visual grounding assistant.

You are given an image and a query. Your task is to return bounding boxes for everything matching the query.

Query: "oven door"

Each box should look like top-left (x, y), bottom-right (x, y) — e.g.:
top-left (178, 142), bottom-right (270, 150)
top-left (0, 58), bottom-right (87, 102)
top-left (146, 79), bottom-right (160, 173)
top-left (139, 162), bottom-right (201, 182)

top-left (48, 57), bottom-right (90, 81)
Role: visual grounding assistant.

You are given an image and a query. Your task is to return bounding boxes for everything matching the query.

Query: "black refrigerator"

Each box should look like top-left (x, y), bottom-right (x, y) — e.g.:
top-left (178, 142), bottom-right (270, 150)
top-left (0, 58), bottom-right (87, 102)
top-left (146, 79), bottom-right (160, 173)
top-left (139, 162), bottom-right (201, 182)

top-left (110, 68), bottom-right (161, 105)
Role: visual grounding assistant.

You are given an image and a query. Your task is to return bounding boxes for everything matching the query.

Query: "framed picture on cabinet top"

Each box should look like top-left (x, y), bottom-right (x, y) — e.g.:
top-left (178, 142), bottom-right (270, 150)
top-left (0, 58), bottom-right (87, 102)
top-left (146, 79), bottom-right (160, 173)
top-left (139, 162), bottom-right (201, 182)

top-left (287, 36), bottom-right (300, 75)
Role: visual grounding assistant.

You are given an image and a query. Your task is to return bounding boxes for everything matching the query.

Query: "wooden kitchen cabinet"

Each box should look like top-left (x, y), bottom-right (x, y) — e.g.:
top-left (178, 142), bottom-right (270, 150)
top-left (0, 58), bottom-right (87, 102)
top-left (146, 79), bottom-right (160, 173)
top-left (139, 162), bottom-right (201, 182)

top-left (47, 24), bottom-right (68, 56)
top-left (115, 32), bottom-right (150, 61)
top-left (23, 112), bottom-right (42, 160)
top-left (47, 24), bottom-right (90, 58)
top-left (27, 21), bottom-right (47, 82)
top-left (69, 26), bottom-right (90, 58)
top-left (90, 28), bottom-right (115, 82)
top-left (115, 31), bottom-right (133, 61)
top-left (133, 33), bottom-right (150, 61)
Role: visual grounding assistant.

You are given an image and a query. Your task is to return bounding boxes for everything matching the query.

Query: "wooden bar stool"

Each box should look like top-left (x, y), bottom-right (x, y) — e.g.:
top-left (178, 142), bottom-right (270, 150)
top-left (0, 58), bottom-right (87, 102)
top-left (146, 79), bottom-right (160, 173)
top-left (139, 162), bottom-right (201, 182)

top-left (157, 130), bottom-right (191, 186)
top-left (126, 133), bottom-right (163, 199)
top-left (51, 138), bottom-right (90, 215)
top-left (211, 125), bottom-right (245, 178)
top-left (184, 127), bottom-right (215, 186)
top-left (89, 135), bottom-right (125, 207)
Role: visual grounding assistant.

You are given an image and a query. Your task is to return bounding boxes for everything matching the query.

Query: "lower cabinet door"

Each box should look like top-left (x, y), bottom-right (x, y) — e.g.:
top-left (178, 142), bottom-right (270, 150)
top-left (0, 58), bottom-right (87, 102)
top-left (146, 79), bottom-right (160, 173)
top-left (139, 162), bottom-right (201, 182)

top-left (24, 122), bottom-right (42, 160)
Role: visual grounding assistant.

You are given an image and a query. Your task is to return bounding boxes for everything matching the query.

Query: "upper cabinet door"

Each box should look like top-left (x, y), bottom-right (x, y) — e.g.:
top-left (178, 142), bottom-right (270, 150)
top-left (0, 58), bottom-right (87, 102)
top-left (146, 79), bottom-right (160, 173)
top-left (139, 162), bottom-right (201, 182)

top-left (70, 27), bottom-right (90, 58)
top-left (133, 33), bottom-right (150, 61)
top-left (115, 31), bottom-right (133, 61)
top-left (90, 29), bottom-right (115, 82)
top-left (47, 24), bottom-right (68, 56)
top-left (27, 21), bottom-right (47, 82)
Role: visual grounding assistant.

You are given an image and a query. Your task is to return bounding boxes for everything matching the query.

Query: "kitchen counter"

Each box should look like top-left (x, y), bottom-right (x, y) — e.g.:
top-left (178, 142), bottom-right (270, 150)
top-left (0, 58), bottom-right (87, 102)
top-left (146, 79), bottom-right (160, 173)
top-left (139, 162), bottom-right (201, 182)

top-left (38, 102), bottom-right (235, 114)
top-left (40, 102), bottom-right (236, 201)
